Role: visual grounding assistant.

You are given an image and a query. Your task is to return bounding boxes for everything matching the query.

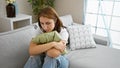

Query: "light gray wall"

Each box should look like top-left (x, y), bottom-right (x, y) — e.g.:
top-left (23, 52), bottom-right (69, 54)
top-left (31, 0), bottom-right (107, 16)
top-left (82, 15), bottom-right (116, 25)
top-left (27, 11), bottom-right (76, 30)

top-left (0, 0), bottom-right (32, 16)
top-left (15, 0), bottom-right (36, 23)
top-left (0, 0), bottom-right (36, 23)
top-left (0, 0), bottom-right (84, 24)
top-left (55, 0), bottom-right (84, 24)
top-left (0, 0), bottom-right (7, 17)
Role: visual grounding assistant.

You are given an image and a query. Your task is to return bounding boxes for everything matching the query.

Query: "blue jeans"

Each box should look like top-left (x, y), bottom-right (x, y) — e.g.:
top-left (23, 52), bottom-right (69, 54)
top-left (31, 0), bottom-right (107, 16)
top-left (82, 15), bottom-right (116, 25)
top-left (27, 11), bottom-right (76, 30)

top-left (24, 55), bottom-right (69, 68)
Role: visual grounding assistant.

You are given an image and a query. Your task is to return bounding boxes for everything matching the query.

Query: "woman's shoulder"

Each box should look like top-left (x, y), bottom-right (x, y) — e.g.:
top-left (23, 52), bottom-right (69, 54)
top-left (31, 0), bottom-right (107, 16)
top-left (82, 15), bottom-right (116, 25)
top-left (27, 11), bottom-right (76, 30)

top-left (60, 27), bottom-right (69, 42)
top-left (60, 27), bottom-right (69, 36)
top-left (61, 27), bottom-right (67, 32)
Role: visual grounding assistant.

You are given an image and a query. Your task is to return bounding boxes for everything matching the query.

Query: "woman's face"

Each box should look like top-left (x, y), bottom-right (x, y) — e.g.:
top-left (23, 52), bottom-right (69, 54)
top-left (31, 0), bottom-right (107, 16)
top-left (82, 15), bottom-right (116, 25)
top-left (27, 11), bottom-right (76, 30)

top-left (39, 16), bottom-right (55, 32)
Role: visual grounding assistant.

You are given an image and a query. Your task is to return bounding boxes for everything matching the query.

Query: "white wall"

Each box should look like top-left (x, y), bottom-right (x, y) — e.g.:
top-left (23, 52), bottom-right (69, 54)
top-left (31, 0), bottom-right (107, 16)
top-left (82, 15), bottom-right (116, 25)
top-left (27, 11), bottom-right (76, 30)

top-left (0, 0), bottom-right (7, 17)
top-left (55, 0), bottom-right (84, 24)
top-left (0, 0), bottom-right (84, 24)
top-left (16, 0), bottom-right (36, 23)
top-left (16, 0), bottom-right (32, 15)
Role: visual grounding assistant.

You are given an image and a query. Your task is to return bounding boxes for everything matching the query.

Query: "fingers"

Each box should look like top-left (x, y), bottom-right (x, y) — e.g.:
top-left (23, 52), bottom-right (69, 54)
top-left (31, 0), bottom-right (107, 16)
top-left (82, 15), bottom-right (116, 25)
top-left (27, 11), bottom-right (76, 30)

top-left (54, 44), bottom-right (62, 50)
top-left (53, 41), bottom-right (66, 53)
top-left (60, 40), bottom-right (66, 45)
top-left (47, 48), bottom-right (61, 58)
top-left (51, 40), bottom-right (66, 53)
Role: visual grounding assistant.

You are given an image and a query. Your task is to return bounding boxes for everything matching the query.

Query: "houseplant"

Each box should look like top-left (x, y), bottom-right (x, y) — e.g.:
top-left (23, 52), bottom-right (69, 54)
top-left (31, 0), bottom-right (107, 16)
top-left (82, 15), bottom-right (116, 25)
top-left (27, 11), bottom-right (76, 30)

top-left (28, 0), bottom-right (55, 15)
top-left (6, 0), bottom-right (15, 4)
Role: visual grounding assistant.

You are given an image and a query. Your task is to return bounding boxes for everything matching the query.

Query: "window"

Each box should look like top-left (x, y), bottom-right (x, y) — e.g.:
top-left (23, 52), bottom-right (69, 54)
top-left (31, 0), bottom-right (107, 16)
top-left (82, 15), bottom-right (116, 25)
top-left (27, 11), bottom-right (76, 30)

top-left (84, 0), bottom-right (120, 49)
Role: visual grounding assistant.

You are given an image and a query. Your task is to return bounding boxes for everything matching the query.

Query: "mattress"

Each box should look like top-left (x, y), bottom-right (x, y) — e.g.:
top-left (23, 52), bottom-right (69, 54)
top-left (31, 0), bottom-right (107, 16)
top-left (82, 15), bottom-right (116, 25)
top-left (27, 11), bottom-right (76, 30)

top-left (66, 45), bottom-right (120, 68)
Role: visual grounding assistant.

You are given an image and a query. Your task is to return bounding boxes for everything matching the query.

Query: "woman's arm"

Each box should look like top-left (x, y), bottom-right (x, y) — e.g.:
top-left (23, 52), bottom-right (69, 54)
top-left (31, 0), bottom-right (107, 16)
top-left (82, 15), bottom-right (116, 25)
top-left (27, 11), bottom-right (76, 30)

top-left (46, 40), bottom-right (66, 58)
top-left (47, 28), bottom-right (69, 58)
top-left (29, 41), bottom-right (57, 56)
top-left (46, 48), bottom-right (61, 58)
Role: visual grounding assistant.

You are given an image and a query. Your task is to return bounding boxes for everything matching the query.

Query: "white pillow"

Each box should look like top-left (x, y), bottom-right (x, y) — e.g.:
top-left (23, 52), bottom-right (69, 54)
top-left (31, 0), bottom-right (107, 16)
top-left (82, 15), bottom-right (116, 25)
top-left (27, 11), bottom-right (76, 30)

top-left (67, 25), bottom-right (96, 50)
top-left (59, 15), bottom-right (73, 27)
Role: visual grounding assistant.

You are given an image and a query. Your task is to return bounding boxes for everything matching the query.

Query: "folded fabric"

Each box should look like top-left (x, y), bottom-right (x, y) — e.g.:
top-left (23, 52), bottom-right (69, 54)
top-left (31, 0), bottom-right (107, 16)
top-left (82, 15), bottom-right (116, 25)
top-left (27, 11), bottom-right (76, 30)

top-left (32, 31), bottom-right (67, 55)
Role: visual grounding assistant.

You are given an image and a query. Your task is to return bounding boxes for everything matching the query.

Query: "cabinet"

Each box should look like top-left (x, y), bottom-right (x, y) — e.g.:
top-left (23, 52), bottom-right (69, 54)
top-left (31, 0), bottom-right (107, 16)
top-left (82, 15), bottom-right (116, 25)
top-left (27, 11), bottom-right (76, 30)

top-left (0, 14), bottom-right (32, 32)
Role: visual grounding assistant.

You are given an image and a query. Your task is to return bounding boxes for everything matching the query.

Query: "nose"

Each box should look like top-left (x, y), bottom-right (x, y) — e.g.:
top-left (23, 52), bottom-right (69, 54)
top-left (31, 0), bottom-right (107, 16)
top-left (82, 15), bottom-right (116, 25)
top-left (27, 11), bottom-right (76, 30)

top-left (43, 24), bottom-right (48, 30)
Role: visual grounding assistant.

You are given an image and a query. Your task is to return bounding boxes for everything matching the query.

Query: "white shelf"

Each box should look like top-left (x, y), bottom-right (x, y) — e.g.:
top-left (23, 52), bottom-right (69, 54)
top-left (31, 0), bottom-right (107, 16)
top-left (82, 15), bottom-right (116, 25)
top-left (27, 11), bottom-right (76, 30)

top-left (0, 14), bottom-right (32, 32)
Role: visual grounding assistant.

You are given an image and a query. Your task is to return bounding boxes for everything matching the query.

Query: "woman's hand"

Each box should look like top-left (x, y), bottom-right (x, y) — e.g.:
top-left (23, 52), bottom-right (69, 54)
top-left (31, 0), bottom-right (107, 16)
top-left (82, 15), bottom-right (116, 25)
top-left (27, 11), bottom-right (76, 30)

top-left (54, 40), bottom-right (66, 53)
top-left (29, 41), bottom-right (58, 56)
top-left (47, 48), bottom-right (61, 58)
top-left (46, 40), bottom-right (66, 58)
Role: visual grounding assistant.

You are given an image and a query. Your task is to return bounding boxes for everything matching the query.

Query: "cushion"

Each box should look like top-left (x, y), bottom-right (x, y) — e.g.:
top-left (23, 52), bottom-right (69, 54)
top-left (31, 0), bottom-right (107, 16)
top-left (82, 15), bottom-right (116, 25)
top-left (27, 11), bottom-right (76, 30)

top-left (67, 25), bottom-right (96, 50)
top-left (32, 31), bottom-right (62, 44)
top-left (32, 31), bottom-right (67, 55)
top-left (59, 15), bottom-right (73, 27)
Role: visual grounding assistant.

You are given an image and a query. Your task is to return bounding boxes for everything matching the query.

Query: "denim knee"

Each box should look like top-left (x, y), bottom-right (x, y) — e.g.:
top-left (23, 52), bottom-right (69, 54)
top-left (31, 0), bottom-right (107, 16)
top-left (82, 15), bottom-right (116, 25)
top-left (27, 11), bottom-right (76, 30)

top-left (42, 55), bottom-right (57, 68)
top-left (24, 55), bottom-right (42, 68)
top-left (56, 55), bottom-right (69, 68)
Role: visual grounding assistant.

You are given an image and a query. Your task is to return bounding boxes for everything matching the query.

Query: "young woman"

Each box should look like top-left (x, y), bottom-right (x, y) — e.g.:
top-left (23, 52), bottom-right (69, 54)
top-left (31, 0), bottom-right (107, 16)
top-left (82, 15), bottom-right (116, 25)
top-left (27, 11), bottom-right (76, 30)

top-left (24, 6), bottom-right (69, 68)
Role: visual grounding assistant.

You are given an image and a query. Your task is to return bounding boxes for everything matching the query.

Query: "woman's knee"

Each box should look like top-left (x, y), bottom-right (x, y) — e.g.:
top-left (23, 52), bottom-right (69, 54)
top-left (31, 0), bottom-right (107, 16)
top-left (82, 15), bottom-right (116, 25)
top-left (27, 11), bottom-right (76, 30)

top-left (24, 55), bottom-right (42, 68)
top-left (57, 56), bottom-right (69, 68)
